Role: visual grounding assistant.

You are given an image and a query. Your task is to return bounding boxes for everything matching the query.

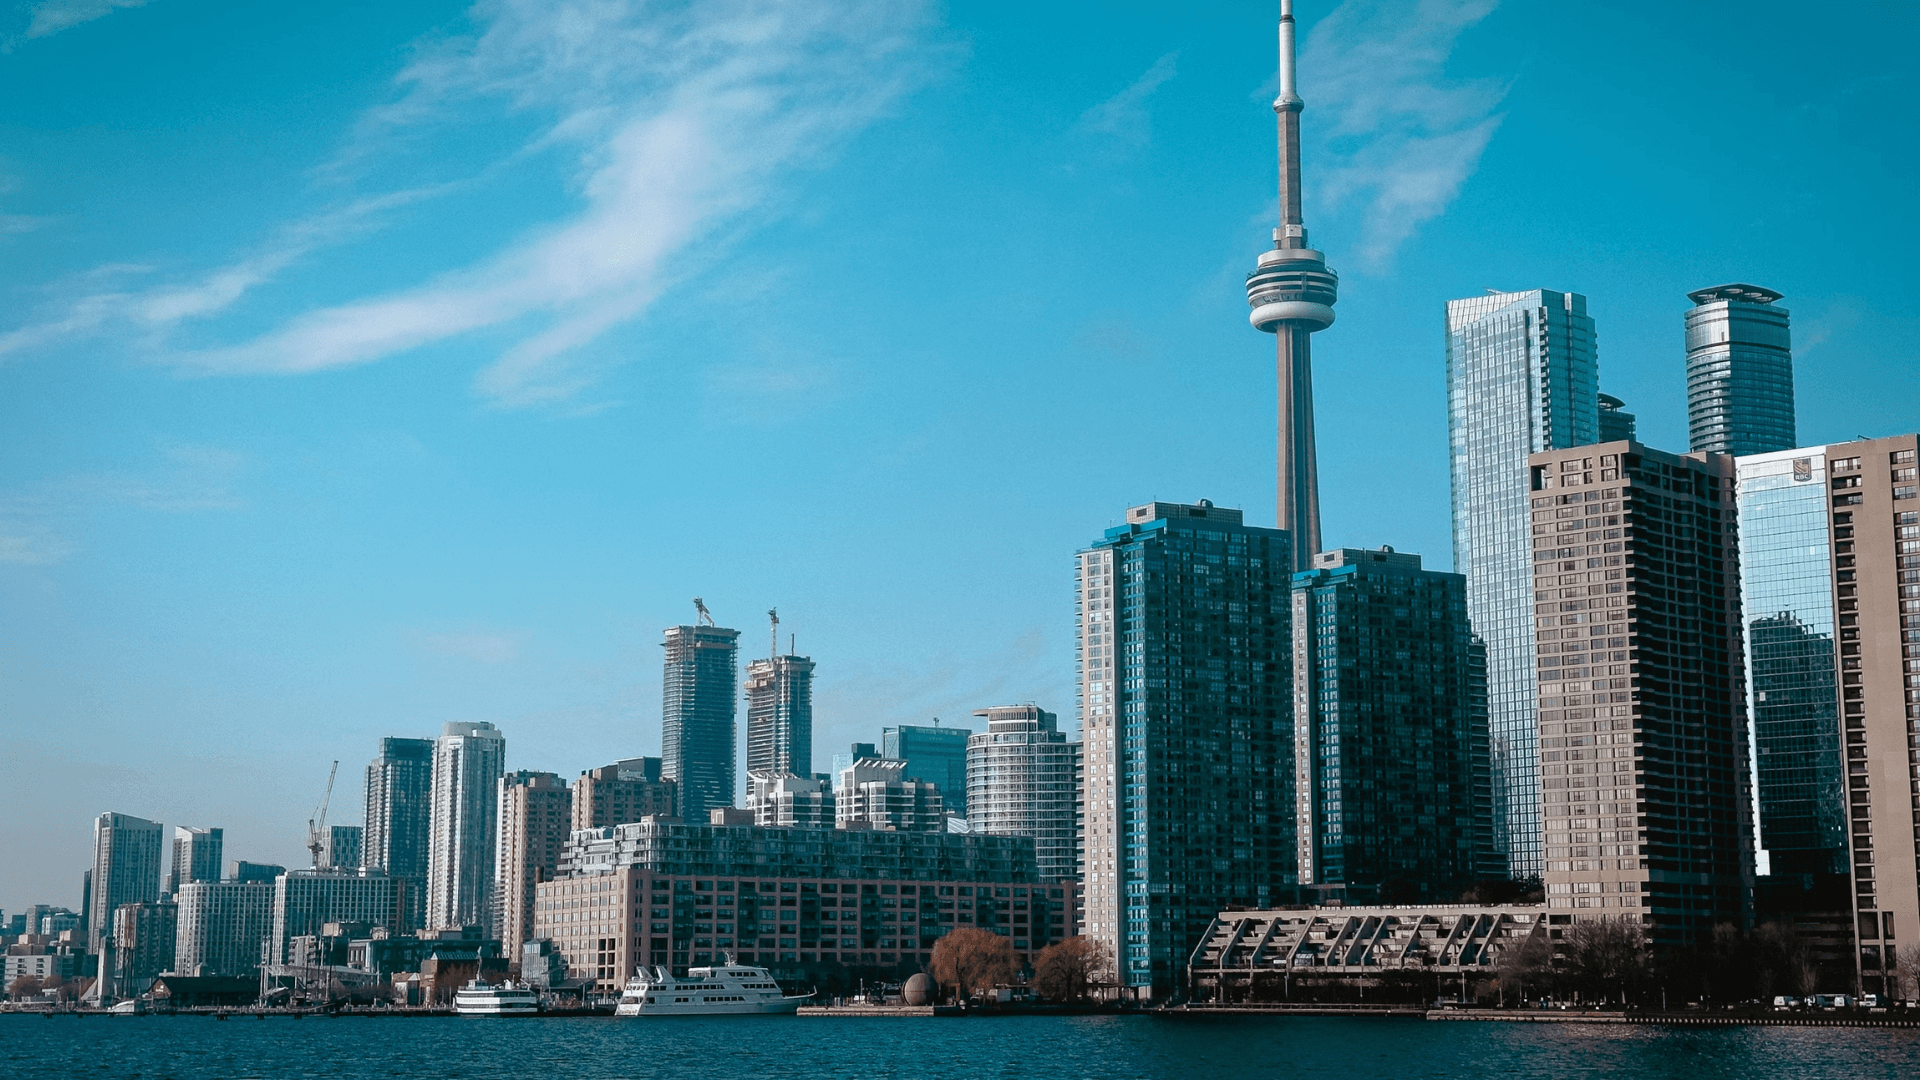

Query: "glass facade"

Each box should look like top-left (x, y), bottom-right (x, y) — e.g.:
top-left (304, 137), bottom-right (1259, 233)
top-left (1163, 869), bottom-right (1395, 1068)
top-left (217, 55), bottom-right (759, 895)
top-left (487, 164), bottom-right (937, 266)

top-left (1735, 449), bottom-right (1847, 876)
top-left (1686, 284), bottom-right (1795, 456)
top-left (661, 624), bottom-right (741, 824)
top-left (1078, 501), bottom-right (1294, 997)
top-left (1447, 289), bottom-right (1598, 878)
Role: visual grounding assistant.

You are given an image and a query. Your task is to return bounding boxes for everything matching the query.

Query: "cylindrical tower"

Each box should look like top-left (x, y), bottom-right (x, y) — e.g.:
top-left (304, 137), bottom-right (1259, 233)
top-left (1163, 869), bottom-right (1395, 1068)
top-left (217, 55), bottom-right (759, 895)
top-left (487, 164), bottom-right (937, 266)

top-left (1247, 0), bottom-right (1337, 572)
top-left (1684, 283), bottom-right (1794, 456)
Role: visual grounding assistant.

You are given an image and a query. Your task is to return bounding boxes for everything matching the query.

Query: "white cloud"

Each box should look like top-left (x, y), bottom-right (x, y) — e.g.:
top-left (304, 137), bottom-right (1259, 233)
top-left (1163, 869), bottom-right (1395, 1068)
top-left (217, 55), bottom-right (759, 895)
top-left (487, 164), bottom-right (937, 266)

top-left (0, 445), bottom-right (247, 566)
top-left (1075, 52), bottom-right (1178, 151)
top-left (26, 0), bottom-right (147, 39)
top-left (1300, 0), bottom-right (1505, 267)
top-left (1, 0), bottom-right (941, 408)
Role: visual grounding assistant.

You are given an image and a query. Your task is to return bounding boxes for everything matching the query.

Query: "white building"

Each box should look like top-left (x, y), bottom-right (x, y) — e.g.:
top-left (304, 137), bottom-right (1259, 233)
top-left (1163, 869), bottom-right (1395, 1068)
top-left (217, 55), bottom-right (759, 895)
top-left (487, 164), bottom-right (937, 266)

top-left (835, 758), bottom-right (943, 832)
top-left (425, 721), bottom-right (506, 930)
top-left (746, 771), bottom-right (835, 827)
top-left (270, 871), bottom-right (404, 964)
top-left (966, 705), bottom-right (1081, 884)
top-left (174, 881), bottom-right (274, 977)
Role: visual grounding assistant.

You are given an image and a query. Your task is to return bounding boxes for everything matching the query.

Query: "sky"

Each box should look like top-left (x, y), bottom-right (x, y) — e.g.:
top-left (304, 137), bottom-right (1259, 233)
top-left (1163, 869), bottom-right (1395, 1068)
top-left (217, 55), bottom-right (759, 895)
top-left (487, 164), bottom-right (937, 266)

top-left (3, 0), bottom-right (1917, 912)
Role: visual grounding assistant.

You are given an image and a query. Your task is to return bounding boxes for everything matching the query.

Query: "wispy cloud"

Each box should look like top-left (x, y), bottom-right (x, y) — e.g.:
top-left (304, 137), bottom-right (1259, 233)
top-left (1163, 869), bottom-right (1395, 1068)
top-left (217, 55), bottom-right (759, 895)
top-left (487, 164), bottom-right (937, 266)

top-left (1, 0), bottom-right (942, 408)
top-left (413, 629), bottom-right (522, 665)
top-left (1300, 0), bottom-right (1505, 268)
top-left (25, 0), bottom-right (147, 39)
top-left (0, 445), bottom-right (247, 565)
top-left (1075, 52), bottom-right (1178, 152)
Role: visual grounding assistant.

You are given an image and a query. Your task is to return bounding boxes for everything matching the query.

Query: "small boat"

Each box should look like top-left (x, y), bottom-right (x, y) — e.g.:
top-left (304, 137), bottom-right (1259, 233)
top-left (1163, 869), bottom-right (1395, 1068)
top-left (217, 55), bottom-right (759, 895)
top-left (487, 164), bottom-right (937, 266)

top-left (453, 979), bottom-right (541, 1016)
top-left (614, 960), bottom-right (810, 1017)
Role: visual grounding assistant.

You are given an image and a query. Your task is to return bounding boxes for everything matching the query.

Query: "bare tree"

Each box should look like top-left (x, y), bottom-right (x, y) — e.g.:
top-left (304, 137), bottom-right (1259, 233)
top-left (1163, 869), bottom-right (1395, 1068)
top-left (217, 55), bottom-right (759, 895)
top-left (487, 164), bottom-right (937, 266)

top-left (1033, 937), bottom-right (1110, 1002)
top-left (929, 927), bottom-right (1016, 1003)
top-left (1894, 943), bottom-right (1920, 1003)
top-left (7, 974), bottom-right (44, 1000)
top-left (1562, 919), bottom-right (1646, 1005)
top-left (1496, 929), bottom-right (1552, 1004)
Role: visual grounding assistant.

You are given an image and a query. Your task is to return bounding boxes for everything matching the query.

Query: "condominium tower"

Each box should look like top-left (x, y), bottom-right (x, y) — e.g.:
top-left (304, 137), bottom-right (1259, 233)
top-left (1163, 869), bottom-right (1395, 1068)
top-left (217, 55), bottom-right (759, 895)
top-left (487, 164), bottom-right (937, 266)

top-left (662, 615), bottom-right (741, 824)
top-left (167, 827), bottom-right (222, 896)
top-left (494, 770), bottom-right (570, 960)
top-left (1530, 442), bottom-right (1753, 947)
top-left (425, 721), bottom-right (506, 930)
top-left (173, 881), bottom-right (273, 977)
top-left (1686, 284), bottom-right (1795, 456)
top-left (1079, 500), bottom-right (1295, 998)
top-left (363, 736), bottom-right (434, 930)
top-left (966, 705), bottom-right (1082, 884)
top-left (1448, 288), bottom-right (1599, 878)
top-left (573, 758), bottom-right (677, 829)
top-left (1245, 0), bottom-right (1337, 571)
top-left (86, 813), bottom-right (163, 953)
top-left (744, 638), bottom-right (815, 781)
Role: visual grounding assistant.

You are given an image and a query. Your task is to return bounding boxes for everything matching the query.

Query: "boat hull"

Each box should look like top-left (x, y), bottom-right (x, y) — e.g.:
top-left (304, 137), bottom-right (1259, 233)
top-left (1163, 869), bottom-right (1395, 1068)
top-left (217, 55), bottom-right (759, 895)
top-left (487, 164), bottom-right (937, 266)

top-left (613, 997), bottom-right (806, 1017)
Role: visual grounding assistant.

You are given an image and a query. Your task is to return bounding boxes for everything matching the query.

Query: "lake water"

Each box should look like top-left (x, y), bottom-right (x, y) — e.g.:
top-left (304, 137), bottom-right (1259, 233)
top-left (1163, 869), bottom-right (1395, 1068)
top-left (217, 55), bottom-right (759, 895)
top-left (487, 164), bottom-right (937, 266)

top-left (4, 1014), bottom-right (1916, 1079)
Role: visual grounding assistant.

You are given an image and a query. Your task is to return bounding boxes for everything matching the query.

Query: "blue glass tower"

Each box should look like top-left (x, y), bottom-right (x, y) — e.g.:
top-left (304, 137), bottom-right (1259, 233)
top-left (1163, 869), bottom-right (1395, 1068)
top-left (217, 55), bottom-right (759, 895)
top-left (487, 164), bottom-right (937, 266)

top-left (1446, 288), bottom-right (1598, 879)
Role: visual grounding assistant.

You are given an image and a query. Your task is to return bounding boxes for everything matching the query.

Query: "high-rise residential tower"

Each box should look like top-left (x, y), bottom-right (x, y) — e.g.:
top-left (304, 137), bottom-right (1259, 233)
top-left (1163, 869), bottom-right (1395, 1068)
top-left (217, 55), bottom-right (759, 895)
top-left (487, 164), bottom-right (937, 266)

top-left (744, 613), bottom-right (815, 782)
top-left (1290, 549), bottom-right (1503, 901)
top-left (1447, 287), bottom-right (1599, 878)
top-left (572, 758), bottom-right (677, 829)
top-left (1530, 442), bottom-right (1753, 947)
top-left (662, 606), bottom-right (741, 824)
top-left (86, 813), bottom-right (163, 953)
top-left (425, 721), bottom-right (506, 931)
top-left (1686, 284), bottom-right (1795, 456)
top-left (173, 881), bottom-right (272, 977)
top-left (494, 770), bottom-right (570, 961)
top-left (320, 825), bottom-right (362, 872)
top-left (167, 827), bottom-right (222, 896)
top-left (1598, 393), bottom-right (1637, 443)
top-left (1736, 434), bottom-right (1920, 997)
top-left (363, 736), bottom-right (434, 930)
top-left (966, 706), bottom-right (1082, 884)
top-left (1245, 0), bottom-right (1337, 572)
top-left (1079, 500), bottom-right (1295, 998)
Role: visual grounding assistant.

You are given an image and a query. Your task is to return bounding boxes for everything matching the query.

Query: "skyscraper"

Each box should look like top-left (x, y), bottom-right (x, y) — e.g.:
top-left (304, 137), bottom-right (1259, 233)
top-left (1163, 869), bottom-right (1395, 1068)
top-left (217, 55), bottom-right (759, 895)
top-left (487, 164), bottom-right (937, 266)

top-left (1245, 0), bottom-right (1337, 572)
top-left (1686, 284), bottom-right (1795, 456)
top-left (110, 900), bottom-right (176, 997)
top-left (1736, 434), bottom-right (1920, 997)
top-left (1598, 393), bottom-right (1637, 443)
top-left (167, 827), bottom-right (222, 896)
top-left (744, 614), bottom-right (815, 781)
top-left (966, 705), bottom-right (1082, 884)
top-left (662, 606), bottom-right (741, 824)
top-left (173, 881), bottom-right (272, 977)
top-left (1530, 442), bottom-right (1753, 947)
top-left (1079, 500), bottom-right (1295, 998)
top-left (86, 813), bottom-right (163, 953)
top-left (882, 723), bottom-right (973, 815)
top-left (425, 721), bottom-right (506, 931)
top-left (494, 770), bottom-right (570, 961)
top-left (363, 736), bottom-right (434, 930)
top-left (270, 871), bottom-right (404, 964)
top-left (1290, 548), bottom-right (1502, 901)
top-left (572, 758), bottom-right (677, 830)
top-left (1447, 287), bottom-right (1599, 878)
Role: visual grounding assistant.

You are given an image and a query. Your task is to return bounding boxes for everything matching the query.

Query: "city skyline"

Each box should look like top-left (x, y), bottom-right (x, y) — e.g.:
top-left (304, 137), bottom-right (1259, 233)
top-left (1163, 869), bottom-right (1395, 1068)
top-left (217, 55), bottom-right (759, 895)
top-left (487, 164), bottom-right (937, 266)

top-left (4, 0), bottom-right (1920, 915)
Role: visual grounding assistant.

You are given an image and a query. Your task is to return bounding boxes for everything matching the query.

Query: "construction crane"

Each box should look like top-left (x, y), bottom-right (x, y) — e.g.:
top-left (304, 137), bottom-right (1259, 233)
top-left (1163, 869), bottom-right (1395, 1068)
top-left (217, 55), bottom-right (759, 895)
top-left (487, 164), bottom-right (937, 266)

top-left (693, 597), bottom-right (714, 627)
top-left (306, 760), bottom-right (339, 869)
top-left (768, 607), bottom-right (779, 659)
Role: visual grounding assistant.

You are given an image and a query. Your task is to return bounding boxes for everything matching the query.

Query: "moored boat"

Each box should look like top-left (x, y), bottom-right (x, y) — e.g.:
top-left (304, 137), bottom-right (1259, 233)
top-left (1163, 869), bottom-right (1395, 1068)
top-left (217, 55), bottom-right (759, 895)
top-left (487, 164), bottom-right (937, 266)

top-left (614, 961), bottom-right (810, 1016)
top-left (453, 979), bottom-right (540, 1016)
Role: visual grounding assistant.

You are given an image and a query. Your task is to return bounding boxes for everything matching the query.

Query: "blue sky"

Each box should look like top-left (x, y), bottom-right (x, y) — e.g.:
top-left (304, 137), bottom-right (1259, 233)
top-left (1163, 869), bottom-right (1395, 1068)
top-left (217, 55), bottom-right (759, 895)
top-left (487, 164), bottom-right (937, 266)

top-left (3, 0), bottom-right (1916, 910)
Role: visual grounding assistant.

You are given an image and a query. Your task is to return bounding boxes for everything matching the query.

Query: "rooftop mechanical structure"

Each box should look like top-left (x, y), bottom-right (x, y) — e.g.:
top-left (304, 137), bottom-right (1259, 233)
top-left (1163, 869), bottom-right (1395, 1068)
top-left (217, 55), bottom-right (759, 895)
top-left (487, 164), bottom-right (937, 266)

top-left (1247, 0), bottom-right (1338, 572)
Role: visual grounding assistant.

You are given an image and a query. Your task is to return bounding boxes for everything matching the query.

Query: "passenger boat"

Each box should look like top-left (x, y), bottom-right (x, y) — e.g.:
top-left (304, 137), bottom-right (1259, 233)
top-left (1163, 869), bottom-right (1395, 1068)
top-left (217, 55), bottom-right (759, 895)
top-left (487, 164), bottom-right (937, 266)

top-left (453, 979), bottom-right (541, 1016)
top-left (614, 961), bottom-right (810, 1016)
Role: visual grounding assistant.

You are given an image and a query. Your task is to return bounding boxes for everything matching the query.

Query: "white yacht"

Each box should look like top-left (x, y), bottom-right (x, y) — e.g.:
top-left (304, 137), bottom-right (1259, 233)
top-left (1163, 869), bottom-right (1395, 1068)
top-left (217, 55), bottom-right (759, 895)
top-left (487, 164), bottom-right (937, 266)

top-left (614, 962), bottom-right (810, 1016)
top-left (453, 979), bottom-right (541, 1016)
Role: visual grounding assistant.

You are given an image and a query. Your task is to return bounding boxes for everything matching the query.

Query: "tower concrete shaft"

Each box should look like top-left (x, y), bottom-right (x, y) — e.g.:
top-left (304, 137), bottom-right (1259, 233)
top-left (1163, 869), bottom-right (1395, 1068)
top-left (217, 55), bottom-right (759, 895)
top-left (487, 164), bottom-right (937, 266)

top-left (1246, 0), bottom-right (1337, 572)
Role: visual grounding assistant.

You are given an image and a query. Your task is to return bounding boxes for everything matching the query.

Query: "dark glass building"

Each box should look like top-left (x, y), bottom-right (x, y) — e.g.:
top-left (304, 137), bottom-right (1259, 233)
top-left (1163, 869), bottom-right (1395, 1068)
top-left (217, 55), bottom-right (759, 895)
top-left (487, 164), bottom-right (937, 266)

top-left (883, 723), bottom-right (973, 815)
top-left (363, 736), bottom-right (434, 931)
top-left (1686, 284), bottom-right (1795, 456)
top-left (1289, 548), bottom-right (1502, 901)
top-left (1078, 500), bottom-right (1294, 998)
top-left (662, 620), bottom-right (741, 824)
top-left (1598, 393), bottom-right (1637, 443)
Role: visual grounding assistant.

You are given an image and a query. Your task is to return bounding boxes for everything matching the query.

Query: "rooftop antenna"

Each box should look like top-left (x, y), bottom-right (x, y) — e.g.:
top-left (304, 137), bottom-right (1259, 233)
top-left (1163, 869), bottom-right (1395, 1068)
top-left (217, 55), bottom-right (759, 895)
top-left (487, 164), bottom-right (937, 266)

top-left (768, 608), bottom-right (780, 659)
top-left (693, 597), bottom-right (714, 627)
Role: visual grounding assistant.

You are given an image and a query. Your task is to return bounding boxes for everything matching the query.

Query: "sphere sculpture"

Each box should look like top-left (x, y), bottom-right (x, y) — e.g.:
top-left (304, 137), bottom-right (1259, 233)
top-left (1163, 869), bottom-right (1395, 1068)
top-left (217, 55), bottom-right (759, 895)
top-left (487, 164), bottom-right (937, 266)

top-left (902, 972), bottom-right (933, 1006)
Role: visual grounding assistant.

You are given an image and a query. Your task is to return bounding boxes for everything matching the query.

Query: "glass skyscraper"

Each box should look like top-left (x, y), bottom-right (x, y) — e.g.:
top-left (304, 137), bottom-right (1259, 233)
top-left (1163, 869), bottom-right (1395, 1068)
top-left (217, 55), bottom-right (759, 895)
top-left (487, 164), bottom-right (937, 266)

top-left (1686, 283), bottom-right (1794, 456)
top-left (1078, 500), bottom-right (1294, 998)
top-left (661, 621), bottom-right (741, 823)
top-left (1735, 449), bottom-right (1846, 876)
top-left (1447, 289), bottom-right (1598, 878)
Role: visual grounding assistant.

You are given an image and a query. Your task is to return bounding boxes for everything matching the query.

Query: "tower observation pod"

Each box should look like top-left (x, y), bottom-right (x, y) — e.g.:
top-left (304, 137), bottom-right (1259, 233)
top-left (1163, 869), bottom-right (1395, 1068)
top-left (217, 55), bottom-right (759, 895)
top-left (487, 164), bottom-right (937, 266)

top-left (1246, 0), bottom-right (1337, 573)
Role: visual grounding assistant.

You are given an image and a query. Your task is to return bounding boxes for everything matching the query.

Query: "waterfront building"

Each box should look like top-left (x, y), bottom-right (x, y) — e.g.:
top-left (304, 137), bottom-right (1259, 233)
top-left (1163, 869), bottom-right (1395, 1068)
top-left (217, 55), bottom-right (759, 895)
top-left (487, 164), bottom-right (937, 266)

top-left (965, 705), bottom-right (1082, 884)
top-left (662, 616), bottom-right (741, 824)
top-left (425, 721), bottom-right (506, 931)
top-left (320, 826), bottom-right (362, 872)
top-left (167, 827), bottom-right (222, 896)
top-left (531, 820), bottom-right (1054, 992)
top-left (173, 881), bottom-right (273, 977)
top-left (744, 625), bottom-right (815, 781)
top-left (1079, 500), bottom-right (1295, 998)
top-left (747, 772), bottom-right (836, 828)
top-left (572, 758), bottom-right (677, 829)
top-left (881, 724), bottom-right (972, 814)
top-left (270, 870), bottom-right (404, 964)
top-left (363, 736), bottom-right (434, 930)
top-left (1289, 548), bottom-right (1503, 901)
top-left (1448, 287), bottom-right (1600, 878)
top-left (110, 900), bottom-right (176, 996)
top-left (494, 770), bottom-right (570, 961)
top-left (1529, 442), bottom-right (1753, 947)
top-left (86, 813), bottom-right (164, 953)
top-left (1598, 393), bottom-right (1638, 443)
top-left (835, 758), bottom-right (945, 832)
top-left (1244, 0), bottom-right (1337, 572)
top-left (1736, 434), bottom-right (1920, 996)
top-left (1686, 284), bottom-right (1795, 456)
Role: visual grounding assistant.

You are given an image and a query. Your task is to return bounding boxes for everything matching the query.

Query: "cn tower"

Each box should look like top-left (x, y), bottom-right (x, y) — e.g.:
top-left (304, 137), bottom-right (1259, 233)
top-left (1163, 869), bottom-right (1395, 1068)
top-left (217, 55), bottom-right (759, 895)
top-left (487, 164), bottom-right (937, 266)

top-left (1246, 0), bottom-right (1337, 572)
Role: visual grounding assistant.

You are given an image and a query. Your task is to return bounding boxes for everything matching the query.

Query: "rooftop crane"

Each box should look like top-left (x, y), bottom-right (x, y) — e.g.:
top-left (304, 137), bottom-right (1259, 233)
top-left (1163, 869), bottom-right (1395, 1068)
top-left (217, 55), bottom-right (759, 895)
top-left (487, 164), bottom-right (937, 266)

top-left (306, 760), bottom-right (339, 869)
top-left (693, 597), bottom-right (714, 627)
